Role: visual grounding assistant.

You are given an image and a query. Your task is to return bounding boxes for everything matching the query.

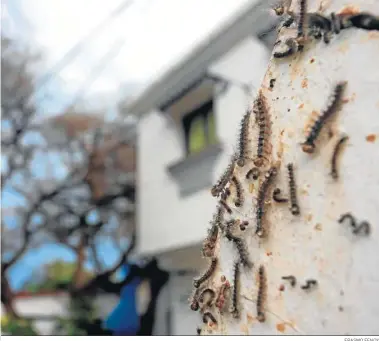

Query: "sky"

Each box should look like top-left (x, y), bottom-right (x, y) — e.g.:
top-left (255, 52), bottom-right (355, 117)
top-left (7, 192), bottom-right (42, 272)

top-left (2, 0), bottom-right (256, 290)
top-left (3, 0), bottom-right (254, 114)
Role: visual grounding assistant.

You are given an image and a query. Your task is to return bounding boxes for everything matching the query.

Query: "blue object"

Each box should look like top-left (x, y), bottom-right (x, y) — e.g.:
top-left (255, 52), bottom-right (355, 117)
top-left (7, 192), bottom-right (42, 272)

top-left (104, 265), bottom-right (141, 335)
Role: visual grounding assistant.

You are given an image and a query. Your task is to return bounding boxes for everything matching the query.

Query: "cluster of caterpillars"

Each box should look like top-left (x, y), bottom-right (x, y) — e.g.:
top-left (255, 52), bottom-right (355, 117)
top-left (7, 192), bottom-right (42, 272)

top-left (273, 0), bottom-right (379, 59)
top-left (192, 0), bottom-right (375, 334)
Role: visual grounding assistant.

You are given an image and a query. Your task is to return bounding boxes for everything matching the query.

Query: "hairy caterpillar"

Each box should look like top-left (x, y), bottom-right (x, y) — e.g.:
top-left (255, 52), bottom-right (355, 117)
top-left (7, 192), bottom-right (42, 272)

top-left (338, 212), bottom-right (356, 227)
top-left (219, 199), bottom-right (232, 214)
top-left (257, 265), bottom-right (267, 322)
top-left (189, 286), bottom-right (203, 311)
top-left (203, 311), bottom-right (217, 325)
top-left (225, 227), bottom-right (252, 268)
top-left (338, 213), bottom-right (371, 236)
top-left (287, 163), bottom-right (300, 215)
top-left (193, 257), bottom-right (217, 288)
top-left (302, 81), bottom-right (347, 153)
top-left (202, 206), bottom-right (225, 257)
top-left (256, 165), bottom-right (278, 237)
top-left (237, 109), bottom-right (252, 167)
top-left (253, 91), bottom-right (271, 167)
top-left (301, 279), bottom-right (318, 290)
top-left (202, 226), bottom-right (219, 258)
top-left (230, 261), bottom-right (240, 318)
top-left (282, 275), bottom-right (297, 287)
top-left (353, 221), bottom-right (371, 236)
top-left (297, 0), bottom-right (308, 39)
top-left (231, 176), bottom-right (244, 207)
top-left (211, 154), bottom-right (236, 197)
top-left (330, 135), bottom-right (349, 180)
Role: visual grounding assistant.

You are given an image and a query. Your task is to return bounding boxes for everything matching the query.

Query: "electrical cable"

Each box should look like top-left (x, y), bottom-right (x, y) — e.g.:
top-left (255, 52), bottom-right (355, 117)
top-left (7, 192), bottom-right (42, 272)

top-left (34, 0), bottom-right (134, 94)
top-left (62, 37), bottom-right (128, 112)
top-left (10, 0), bottom-right (134, 107)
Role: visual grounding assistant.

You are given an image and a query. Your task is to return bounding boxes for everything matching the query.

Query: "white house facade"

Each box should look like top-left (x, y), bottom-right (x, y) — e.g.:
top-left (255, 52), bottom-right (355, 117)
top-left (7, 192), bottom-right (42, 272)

top-left (124, 0), bottom-right (278, 335)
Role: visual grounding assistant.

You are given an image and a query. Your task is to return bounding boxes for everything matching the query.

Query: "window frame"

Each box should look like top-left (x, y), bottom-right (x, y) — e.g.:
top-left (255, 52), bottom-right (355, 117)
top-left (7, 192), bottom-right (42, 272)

top-left (181, 99), bottom-right (216, 156)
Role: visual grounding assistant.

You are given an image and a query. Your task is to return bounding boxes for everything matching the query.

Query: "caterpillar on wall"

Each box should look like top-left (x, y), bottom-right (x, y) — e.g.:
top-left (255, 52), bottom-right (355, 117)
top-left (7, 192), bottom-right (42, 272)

top-left (225, 225), bottom-right (252, 268)
top-left (230, 261), bottom-right (240, 318)
top-left (202, 205), bottom-right (225, 257)
top-left (237, 109), bottom-right (253, 167)
top-left (189, 286), bottom-right (203, 311)
top-left (302, 81), bottom-right (347, 153)
top-left (256, 165), bottom-right (278, 237)
top-left (296, 0), bottom-right (308, 39)
top-left (203, 311), bottom-right (217, 325)
top-left (282, 275), bottom-right (297, 287)
top-left (287, 163), bottom-right (300, 215)
top-left (338, 213), bottom-right (371, 236)
top-left (301, 279), bottom-right (318, 290)
top-left (257, 265), bottom-right (267, 322)
top-left (211, 154), bottom-right (236, 197)
top-left (219, 199), bottom-right (233, 214)
top-left (330, 135), bottom-right (349, 180)
top-left (193, 257), bottom-right (218, 288)
top-left (253, 90), bottom-right (271, 167)
top-left (231, 175), bottom-right (244, 207)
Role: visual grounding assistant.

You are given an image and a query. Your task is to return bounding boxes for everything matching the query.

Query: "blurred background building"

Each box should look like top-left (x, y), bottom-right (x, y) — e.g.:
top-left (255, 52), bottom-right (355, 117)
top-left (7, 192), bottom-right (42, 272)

top-left (123, 0), bottom-right (277, 335)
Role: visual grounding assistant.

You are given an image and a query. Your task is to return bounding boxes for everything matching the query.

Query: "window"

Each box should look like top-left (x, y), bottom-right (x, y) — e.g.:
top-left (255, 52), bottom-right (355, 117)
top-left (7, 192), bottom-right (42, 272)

top-left (182, 100), bottom-right (217, 156)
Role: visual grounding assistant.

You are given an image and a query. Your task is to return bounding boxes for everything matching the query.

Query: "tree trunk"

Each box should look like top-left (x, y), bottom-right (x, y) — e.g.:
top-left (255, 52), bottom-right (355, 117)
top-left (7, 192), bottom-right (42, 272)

top-left (192, 0), bottom-right (379, 335)
top-left (1, 274), bottom-right (19, 318)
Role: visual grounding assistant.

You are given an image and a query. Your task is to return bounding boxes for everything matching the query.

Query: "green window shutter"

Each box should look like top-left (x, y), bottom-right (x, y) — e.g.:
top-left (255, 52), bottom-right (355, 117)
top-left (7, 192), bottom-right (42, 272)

top-left (188, 115), bottom-right (206, 154)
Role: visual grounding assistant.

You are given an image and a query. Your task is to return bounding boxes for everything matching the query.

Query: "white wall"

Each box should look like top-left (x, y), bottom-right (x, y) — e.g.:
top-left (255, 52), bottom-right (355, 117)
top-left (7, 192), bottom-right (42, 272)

top-left (137, 36), bottom-right (269, 260)
top-left (151, 272), bottom-right (202, 336)
top-left (169, 273), bottom-right (202, 336)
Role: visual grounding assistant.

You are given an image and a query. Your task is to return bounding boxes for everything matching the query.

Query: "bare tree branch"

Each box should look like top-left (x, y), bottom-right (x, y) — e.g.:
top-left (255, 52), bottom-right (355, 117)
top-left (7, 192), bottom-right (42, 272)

top-left (1, 34), bottom-right (137, 324)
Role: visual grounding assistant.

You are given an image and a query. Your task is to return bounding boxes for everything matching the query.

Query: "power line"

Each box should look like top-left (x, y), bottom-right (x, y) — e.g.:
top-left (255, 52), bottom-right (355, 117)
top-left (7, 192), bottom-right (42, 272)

top-left (34, 0), bottom-right (134, 96)
top-left (63, 37), bottom-right (127, 112)
top-left (6, 0), bottom-right (35, 35)
top-left (9, 0), bottom-right (134, 109)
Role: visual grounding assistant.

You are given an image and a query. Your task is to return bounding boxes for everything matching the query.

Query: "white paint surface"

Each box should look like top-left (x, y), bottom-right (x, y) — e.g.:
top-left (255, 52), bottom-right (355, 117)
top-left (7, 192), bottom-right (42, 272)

top-left (195, 0), bottom-right (379, 335)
